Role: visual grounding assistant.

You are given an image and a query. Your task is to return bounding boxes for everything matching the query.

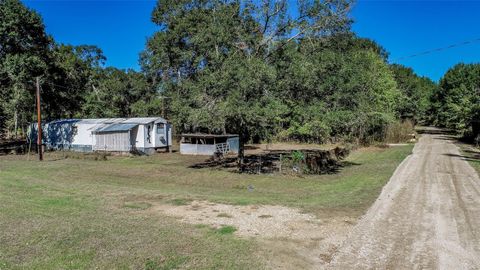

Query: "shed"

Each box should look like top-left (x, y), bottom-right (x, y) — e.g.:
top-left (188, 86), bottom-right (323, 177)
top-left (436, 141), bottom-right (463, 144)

top-left (29, 117), bottom-right (172, 155)
top-left (180, 134), bottom-right (239, 155)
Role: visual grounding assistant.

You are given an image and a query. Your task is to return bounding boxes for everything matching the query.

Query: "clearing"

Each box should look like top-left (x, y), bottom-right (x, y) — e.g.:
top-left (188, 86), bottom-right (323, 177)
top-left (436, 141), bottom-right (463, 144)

top-left (0, 143), bottom-right (412, 269)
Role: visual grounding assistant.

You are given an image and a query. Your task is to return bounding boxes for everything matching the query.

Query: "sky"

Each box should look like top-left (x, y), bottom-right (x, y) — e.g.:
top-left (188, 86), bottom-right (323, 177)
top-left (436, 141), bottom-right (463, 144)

top-left (24, 0), bottom-right (480, 82)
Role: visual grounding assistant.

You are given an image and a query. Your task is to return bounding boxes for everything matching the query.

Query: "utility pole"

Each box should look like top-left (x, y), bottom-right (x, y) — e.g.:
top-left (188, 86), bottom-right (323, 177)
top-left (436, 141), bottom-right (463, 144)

top-left (36, 77), bottom-right (43, 161)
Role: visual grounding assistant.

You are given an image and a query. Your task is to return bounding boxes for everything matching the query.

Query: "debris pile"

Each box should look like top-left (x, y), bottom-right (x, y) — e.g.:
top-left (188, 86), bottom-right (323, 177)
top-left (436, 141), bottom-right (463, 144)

top-left (0, 140), bottom-right (26, 155)
top-left (190, 147), bottom-right (350, 175)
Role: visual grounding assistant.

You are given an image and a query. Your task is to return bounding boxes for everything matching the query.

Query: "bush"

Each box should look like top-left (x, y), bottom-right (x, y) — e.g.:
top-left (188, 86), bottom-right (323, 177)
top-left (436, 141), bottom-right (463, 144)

top-left (290, 150), bottom-right (305, 163)
top-left (353, 112), bottom-right (395, 145)
top-left (276, 121), bottom-right (331, 143)
top-left (384, 120), bottom-right (415, 143)
top-left (325, 110), bottom-right (357, 142)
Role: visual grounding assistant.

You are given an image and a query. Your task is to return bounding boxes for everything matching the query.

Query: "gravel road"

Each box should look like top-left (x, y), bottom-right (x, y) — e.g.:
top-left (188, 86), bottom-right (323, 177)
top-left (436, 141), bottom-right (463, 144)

top-left (329, 130), bottom-right (480, 269)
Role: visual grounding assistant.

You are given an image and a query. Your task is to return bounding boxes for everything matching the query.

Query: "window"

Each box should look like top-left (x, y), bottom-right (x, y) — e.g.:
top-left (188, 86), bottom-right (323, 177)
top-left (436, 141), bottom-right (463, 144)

top-left (156, 123), bottom-right (165, 134)
top-left (71, 125), bottom-right (78, 135)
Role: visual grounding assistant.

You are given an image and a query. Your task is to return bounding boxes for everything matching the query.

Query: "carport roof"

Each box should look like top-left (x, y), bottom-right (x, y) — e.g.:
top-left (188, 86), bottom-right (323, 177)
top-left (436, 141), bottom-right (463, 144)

top-left (93, 123), bottom-right (138, 133)
top-left (181, 134), bottom-right (239, 138)
top-left (79, 117), bottom-right (167, 125)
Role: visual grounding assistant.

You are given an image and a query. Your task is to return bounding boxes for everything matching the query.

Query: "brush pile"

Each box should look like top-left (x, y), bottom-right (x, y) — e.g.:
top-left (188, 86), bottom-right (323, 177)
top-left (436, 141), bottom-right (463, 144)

top-left (191, 146), bottom-right (351, 175)
top-left (0, 139), bottom-right (26, 155)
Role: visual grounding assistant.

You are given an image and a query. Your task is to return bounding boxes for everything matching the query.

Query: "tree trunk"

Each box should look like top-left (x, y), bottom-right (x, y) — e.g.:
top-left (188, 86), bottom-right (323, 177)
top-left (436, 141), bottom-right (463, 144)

top-left (13, 83), bottom-right (19, 138)
top-left (14, 109), bottom-right (18, 139)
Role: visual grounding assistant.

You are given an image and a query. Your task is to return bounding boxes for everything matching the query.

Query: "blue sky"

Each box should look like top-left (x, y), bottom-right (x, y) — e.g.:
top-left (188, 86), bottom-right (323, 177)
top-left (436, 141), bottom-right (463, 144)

top-left (24, 0), bottom-right (480, 81)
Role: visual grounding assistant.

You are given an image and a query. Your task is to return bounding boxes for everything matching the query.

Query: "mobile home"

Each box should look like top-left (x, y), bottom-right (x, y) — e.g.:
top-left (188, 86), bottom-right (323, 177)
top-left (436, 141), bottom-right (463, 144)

top-left (29, 117), bottom-right (172, 155)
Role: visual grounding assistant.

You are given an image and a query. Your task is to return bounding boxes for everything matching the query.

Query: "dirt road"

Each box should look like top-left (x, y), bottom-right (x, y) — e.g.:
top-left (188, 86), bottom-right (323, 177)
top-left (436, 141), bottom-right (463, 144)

top-left (329, 130), bottom-right (480, 269)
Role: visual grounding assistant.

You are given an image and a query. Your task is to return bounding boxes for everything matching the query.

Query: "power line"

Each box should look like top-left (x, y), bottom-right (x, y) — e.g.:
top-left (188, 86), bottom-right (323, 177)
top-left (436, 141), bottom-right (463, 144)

top-left (393, 37), bottom-right (480, 61)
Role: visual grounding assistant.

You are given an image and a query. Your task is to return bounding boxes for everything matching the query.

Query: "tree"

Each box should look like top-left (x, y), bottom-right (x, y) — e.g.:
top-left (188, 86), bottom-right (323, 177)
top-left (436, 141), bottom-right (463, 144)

top-left (141, 0), bottom-right (358, 163)
top-left (272, 35), bottom-right (400, 143)
top-left (82, 67), bottom-right (152, 118)
top-left (389, 64), bottom-right (436, 123)
top-left (0, 0), bottom-right (171, 140)
top-left (431, 63), bottom-right (480, 135)
top-left (45, 44), bottom-right (106, 118)
top-left (0, 0), bottom-right (51, 137)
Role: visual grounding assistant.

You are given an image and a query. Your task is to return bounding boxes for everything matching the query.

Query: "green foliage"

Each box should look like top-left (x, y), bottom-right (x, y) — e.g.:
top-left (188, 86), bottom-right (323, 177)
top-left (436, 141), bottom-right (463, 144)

top-left (0, 0), bottom-right (451, 146)
top-left (290, 150), bottom-right (305, 164)
top-left (140, 0), bottom-right (409, 144)
top-left (390, 64), bottom-right (436, 122)
top-left (429, 63), bottom-right (480, 136)
top-left (0, 0), bottom-right (51, 136)
top-left (81, 67), bottom-right (152, 118)
top-left (0, 0), bottom-right (158, 138)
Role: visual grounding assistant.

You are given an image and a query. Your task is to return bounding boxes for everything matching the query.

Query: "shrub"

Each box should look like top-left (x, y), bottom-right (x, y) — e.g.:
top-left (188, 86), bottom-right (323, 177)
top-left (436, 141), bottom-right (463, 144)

top-left (384, 120), bottom-right (415, 143)
top-left (353, 112), bottom-right (395, 145)
top-left (290, 150), bottom-right (305, 164)
top-left (276, 121), bottom-right (331, 143)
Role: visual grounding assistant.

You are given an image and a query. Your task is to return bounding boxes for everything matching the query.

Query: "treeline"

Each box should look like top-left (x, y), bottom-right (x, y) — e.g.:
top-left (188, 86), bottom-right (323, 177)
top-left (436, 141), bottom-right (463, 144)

top-left (0, 0), bottom-right (446, 145)
top-left (0, 0), bottom-right (156, 138)
top-left (140, 0), bottom-right (436, 144)
top-left (429, 63), bottom-right (480, 140)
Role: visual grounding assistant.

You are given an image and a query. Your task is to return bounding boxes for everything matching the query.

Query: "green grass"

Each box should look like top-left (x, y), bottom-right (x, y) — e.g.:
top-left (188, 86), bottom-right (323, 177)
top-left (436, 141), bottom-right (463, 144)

top-left (0, 145), bottom-right (412, 269)
top-left (168, 198), bottom-right (192, 206)
top-left (459, 145), bottom-right (480, 173)
top-left (123, 201), bottom-right (152, 210)
top-left (215, 226), bottom-right (237, 235)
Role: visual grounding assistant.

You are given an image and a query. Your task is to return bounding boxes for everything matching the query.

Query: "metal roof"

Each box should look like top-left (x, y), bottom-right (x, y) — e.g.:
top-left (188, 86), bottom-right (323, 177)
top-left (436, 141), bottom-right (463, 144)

top-left (47, 119), bottom-right (81, 125)
top-left (181, 133), bottom-right (239, 139)
top-left (122, 117), bottom-right (166, 124)
top-left (93, 123), bottom-right (139, 133)
top-left (76, 117), bottom-right (167, 125)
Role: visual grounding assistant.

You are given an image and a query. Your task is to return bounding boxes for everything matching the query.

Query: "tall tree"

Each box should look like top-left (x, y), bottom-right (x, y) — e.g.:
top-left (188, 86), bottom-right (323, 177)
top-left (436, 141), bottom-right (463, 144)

top-left (0, 0), bottom-right (51, 136)
top-left (431, 63), bottom-right (480, 135)
top-left (82, 67), bottom-right (152, 118)
top-left (390, 64), bottom-right (436, 123)
top-left (141, 0), bottom-right (357, 162)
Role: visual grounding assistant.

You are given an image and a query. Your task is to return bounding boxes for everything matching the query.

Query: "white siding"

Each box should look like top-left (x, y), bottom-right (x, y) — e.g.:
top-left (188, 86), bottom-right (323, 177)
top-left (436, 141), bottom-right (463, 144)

top-left (72, 124), bottom-right (95, 146)
top-left (180, 143), bottom-right (216, 155)
top-left (135, 124), bottom-right (145, 148)
top-left (143, 123), bottom-right (154, 148)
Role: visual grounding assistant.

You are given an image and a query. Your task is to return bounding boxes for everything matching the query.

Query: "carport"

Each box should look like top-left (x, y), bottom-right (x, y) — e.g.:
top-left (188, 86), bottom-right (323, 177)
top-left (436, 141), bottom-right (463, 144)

top-left (92, 123), bottom-right (138, 152)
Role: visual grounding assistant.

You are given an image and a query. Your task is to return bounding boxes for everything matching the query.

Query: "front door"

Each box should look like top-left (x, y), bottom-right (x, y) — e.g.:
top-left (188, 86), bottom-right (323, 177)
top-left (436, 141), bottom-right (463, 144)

top-left (155, 123), bottom-right (167, 147)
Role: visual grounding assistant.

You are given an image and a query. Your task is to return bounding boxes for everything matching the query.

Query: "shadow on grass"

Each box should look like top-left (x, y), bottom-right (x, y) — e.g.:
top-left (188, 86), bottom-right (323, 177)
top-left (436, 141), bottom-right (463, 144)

top-left (340, 161), bottom-right (362, 167)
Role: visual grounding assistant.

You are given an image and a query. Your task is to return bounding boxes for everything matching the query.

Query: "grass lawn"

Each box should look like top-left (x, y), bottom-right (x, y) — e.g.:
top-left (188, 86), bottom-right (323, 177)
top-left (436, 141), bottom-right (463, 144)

top-left (0, 145), bottom-right (412, 269)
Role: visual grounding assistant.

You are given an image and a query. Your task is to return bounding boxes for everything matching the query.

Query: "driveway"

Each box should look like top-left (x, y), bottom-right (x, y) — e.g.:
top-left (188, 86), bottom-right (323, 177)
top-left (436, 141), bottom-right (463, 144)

top-left (329, 129), bottom-right (480, 269)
